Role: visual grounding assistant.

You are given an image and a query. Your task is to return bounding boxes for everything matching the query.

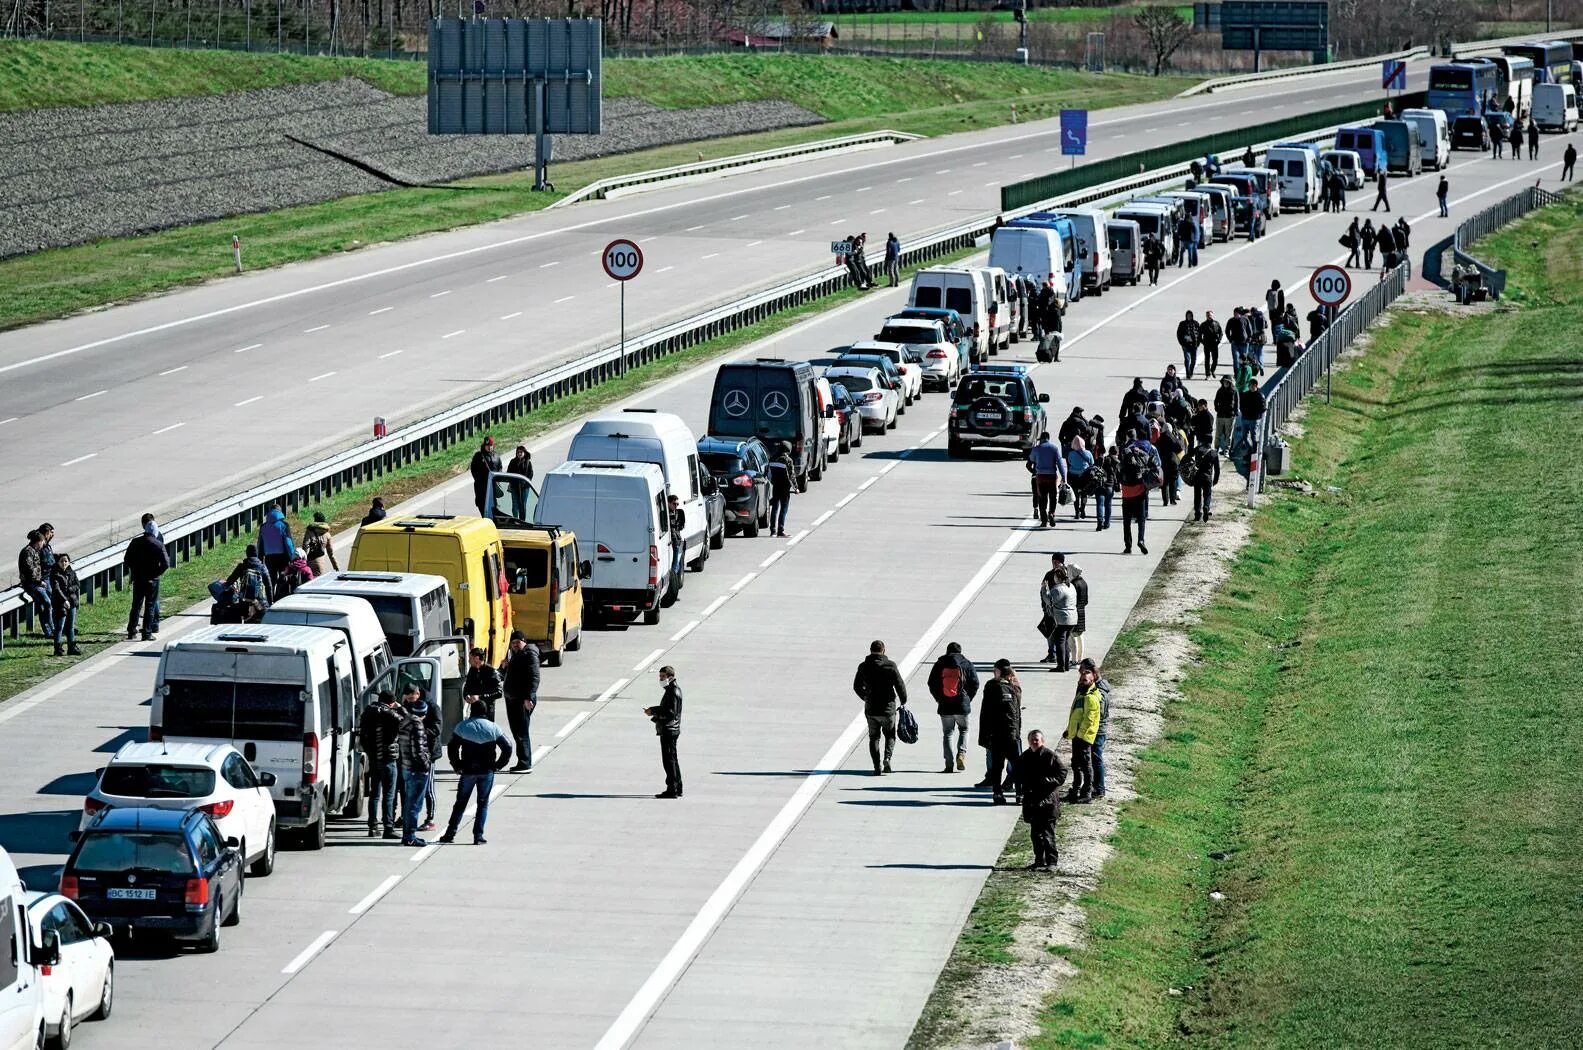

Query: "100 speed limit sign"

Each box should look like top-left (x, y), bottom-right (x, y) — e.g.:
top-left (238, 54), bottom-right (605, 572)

top-left (603, 239), bottom-right (643, 281)
top-left (1309, 264), bottom-right (1352, 308)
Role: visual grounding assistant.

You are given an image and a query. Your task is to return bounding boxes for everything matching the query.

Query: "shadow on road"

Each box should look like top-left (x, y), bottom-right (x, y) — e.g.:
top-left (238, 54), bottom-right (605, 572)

top-left (0, 810), bottom-right (79, 856)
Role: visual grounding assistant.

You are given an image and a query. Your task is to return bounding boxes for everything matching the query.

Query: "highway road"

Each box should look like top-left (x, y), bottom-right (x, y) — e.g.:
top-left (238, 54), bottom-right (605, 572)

top-left (0, 59), bottom-right (1440, 575)
top-left (0, 132), bottom-right (1572, 1049)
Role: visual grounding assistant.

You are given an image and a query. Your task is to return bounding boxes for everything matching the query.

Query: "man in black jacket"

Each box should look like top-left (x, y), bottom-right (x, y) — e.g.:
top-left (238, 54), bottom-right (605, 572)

top-left (359, 692), bottom-right (404, 839)
top-left (463, 647), bottom-right (504, 722)
top-left (1199, 310), bottom-right (1223, 378)
top-left (1057, 406), bottom-right (1091, 453)
top-left (645, 665), bottom-right (685, 798)
top-left (396, 686), bottom-right (434, 847)
top-left (1213, 377), bottom-right (1238, 455)
top-left (977, 660), bottom-right (1022, 804)
top-left (928, 642), bottom-right (980, 774)
top-left (500, 631), bottom-right (540, 772)
top-left (439, 701), bottom-right (513, 844)
top-left (469, 435), bottom-right (503, 516)
top-left (1119, 378), bottom-right (1149, 423)
top-left (1014, 730), bottom-right (1068, 870)
top-left (122, 513), bottom-right (169, 641)
top-left (853, 640), bottom-right (908, 775)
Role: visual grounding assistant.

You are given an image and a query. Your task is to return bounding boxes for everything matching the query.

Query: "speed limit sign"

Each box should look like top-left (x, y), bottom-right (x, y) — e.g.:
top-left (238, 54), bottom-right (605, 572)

top-left (603, 239), bottom-right (643, 281)
top-left (1309, 264), bottom-right (1352, 308)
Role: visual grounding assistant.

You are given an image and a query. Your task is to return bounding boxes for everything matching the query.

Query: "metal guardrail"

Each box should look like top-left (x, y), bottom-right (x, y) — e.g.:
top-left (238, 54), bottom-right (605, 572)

top-left (1178, 46), bottom-right (1428, 97)
top-left (1450, 27), bottom-right (1583, 58)
top-left (551, 130), bottom-right (923, 208)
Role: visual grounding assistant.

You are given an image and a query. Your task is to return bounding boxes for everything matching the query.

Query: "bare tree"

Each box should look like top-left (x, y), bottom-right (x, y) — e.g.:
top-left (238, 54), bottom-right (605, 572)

top-left (1135, 6), bottom-right (1191, 75)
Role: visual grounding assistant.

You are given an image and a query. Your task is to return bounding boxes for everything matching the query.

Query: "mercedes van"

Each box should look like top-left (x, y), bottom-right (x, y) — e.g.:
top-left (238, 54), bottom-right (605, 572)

top-left (706, 359), bottom-right (824, 489)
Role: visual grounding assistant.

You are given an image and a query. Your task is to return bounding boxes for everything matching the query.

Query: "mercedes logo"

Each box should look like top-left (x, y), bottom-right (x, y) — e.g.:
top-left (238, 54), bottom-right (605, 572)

top-left (762, 391), bottom-right (790, 418)
top-left (723, 389), bottom-right (750, 417)
top-left (127, 874), bottom-right (137, 884)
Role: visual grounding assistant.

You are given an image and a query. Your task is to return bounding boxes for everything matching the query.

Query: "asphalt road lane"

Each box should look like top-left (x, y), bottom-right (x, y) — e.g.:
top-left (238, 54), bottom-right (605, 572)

top-left (0, 61), bottom-right (1438, 568)
top-left (3, 132), bottom-right (1569, 1049)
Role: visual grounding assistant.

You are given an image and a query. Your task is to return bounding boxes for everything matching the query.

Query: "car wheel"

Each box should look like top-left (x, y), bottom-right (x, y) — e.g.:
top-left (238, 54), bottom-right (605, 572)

top-left (48, 995), bottom-right (71, 1050)
top-left (688, 541), bottom-right (708, 572)
top-left (886, 412), bottom-right (898, 430)
top-left (250, 822), bottom-right (275, 877)
top-left (544, 647), bottom-right (562, 667)
top-left (852, 426), bottom-right (863, 448)
top-left (710, 525), bottom-right (724, 550)
top-left (643, 605), bottom-right (662, 626)
top-left (302, 811), bottom-right (326, 852)
top-left (947, 438), bottom-right (966, 458)
top-left (341, 783), bottom-right (363, 820)
top-left (223, 879), bottom-right (242, 927)
top-left (199, 913), bottom-right (221, 954)
top-left (89, 963), bottom-right (112, 1022)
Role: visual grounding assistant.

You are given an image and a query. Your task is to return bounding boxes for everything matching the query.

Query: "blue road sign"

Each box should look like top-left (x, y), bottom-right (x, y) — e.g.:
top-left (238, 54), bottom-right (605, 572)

top-left (1382, 59), bottom-right (1407, 91)
top-left (1060, 109), bottom-right (1088, 156)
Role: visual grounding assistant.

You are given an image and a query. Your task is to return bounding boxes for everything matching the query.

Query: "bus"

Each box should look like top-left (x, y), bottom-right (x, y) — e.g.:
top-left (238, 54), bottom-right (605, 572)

top-left (1503, 41), bottom-right (1573, 84)
top-left (1427, 61), bottom-right (1499, 116)
top-left (1489, 55), bottom-right (1536, 118)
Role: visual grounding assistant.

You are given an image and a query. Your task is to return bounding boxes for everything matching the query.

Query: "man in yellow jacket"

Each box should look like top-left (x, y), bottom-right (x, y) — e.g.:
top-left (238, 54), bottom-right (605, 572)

top-left (1063, 666), bottom-right (1103, 804)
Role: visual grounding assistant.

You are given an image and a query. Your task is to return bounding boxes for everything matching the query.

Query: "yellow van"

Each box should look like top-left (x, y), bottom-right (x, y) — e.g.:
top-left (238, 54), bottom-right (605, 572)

top-left (349, 515), bottom-right (512, 664)
top-left (499, 525), bottom-right (588, 666)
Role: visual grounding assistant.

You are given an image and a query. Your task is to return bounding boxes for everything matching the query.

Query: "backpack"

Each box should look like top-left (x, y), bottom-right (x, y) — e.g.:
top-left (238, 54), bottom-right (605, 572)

top-left (303, 529), bottom-right (327, 559)
top-left (238, 566), bottom-right (269, 604)
top-left (897, 705), bottom-right (919, 745)
top-left (1119, 445), bottom-right (1157, 488)
top-left (1085, 461), bottom-right (1112, 494)
top-left (1180, 451), bottom-right (1201, 486)
top-left (940, 665), bottom-right (961, 699)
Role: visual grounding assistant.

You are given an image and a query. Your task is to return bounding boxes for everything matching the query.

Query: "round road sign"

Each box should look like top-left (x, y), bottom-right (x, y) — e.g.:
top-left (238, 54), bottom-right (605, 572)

top-left (1309, 264), bottom-right (1352, 308)
top-left (603, 239), bottom-right (643, 282)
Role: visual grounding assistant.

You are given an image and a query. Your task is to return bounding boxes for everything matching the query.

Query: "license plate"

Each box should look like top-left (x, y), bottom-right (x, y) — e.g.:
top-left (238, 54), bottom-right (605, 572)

top-left (107, 888), bottom-right (156, 900)
top-left (975, 412), bottom-right (1003, 422)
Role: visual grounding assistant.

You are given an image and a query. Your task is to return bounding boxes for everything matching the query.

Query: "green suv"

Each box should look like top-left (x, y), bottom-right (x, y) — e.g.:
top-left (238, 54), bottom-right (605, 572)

top-left (947, 364), bottom-right (1050, 457)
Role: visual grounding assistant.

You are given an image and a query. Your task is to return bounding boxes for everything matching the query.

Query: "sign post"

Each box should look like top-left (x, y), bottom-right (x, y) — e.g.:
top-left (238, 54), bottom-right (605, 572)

top-left (1382, 58), bottom-right (1407, 94)
top-left (1309, 264), bottom-right (1352, 403)
top-left (603, 238), bottom-right (643, 375)
top-left (1060, 108), bottom-right (1088, 169)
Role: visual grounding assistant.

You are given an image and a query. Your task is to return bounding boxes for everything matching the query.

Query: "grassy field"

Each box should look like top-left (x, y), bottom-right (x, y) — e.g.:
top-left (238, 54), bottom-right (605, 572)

top-left (1026, 197), bottom-right (1583, 1047)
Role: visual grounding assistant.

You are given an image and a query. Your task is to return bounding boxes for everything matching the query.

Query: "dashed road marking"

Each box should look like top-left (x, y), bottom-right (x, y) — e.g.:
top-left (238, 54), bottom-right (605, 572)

top-left (281, 931), bottom-right (338, 974)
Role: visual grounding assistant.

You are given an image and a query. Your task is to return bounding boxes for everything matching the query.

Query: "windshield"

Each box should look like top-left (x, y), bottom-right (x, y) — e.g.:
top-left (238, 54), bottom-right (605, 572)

top-left (100, 765), bottom-right (216, 799)
top-left (74, 832), bottom-right (194, 875)
top-left (956, 377), bottom-right (1025, 403)
top-left (1430, 67), bottom-right (1473, 91)
top-left (358, 596), bottom-right (417, 655)
top-left (944, 288), bottom-right (972, 315)
top-left (833, 375), bottom-right (874, 392)
top-left (700, 452), bottom-right (745, 474)
top-left (861, 347), bottom-right (903, 364)
top-left (877, 325), bottom-right (939, 344)
top-left (163, 679), bottom-right (302, 742)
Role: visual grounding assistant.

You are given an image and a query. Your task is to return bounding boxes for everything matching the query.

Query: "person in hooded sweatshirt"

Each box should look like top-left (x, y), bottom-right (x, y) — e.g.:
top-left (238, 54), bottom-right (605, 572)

top-left (928, 642), bottom-right (980, 774)
top-left (439, 701), bottom-right (513, 845)
top-left (122, 513), bottom-right (169, 641)
top-left (853, 640), bottom-right (908, 775)
top-left (1077, 658), bottom-right (1112, 800)
top-left (397, 685), bottom-right (435, 847)
top-left (300, 511), bottom-right (339, 578)
top-left (225, 544), bottom-right (273, 616)
top-left (258, 503), bottom-right (296, 598)
top-left (1119, 378), bottom-right (1149, 422)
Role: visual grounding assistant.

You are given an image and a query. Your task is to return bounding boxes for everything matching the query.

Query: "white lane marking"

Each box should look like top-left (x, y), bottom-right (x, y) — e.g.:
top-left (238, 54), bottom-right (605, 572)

top-left (532, 745), bottom-right (553, 763)
top-left (60, 453), bottom-right (97, 466)
top-left (592, 517), bottom-right (1038, 1050)
top-left (774, 204), bottom-right (791, 210)
top-left (730, 214), bottom-right (749, 221)
top-left (75, 389), bottom-right (106, 401)
top-left (669, 619), bottom-right (700, 642)
top-left (759, 549), bottom-right (785, 569)
top-left (746, 240), bottom-right (763, 248)
top-left (787, 229), bottom-right (806, 236)
top-left (972, 161), bottom-right (987, 167)
top-left (158, 366), bottom-right (187, 376)
top-left (500, 311), bottom-right (523, 320)
top-left (935, 168), bottom-right (951, 174)
top-left (811, 510), bottom-right (834, 527)
top-left (836, 493), bottom-right (857, 507)
top-left (490, 780), bottom-right (510, 802)
top-left (729, 572), bottom-right (757, 592)
top-left (441, 329), bottom-right (465, 339)
top-left (657, 266), bottom-right (675, 273)
top-left (348, 876), bottom-right (401, 915)
top-left (596, 678), bottom-right (630, 704)
top-left (948, 190), bottom-right (963, 196)
top-left (557, 711), bottom-right (592, 738)
top-left (700, 595), bottom-right (730, 618)
top-left (856, 186), bottom-right (872, 193)
top-left (308, 371), bottom-right (336, 382)
top-left (487, 275), bottom-right (510, 283)
top-left (639, 236), bottom-right (657, 243)
top-left (234, 343), bottom-right (261, 353)
top-left (869, 209), bottom-right (886, 215)
top-left (879, 461), bottom-right (900, 475)
top-left (368, 306), bottom-right (393, 315)
top-left (815, 194), bottom-right (831, 201)
top-left (539, 260), bottom-right (561, 268)
top-left (410, 843), bottom-right (437, 864)
top-left (1045, 146), bottom-right (1059, 152)
top-left (828, 219), bottom-right (847, 225)
top-left (1008, 153), bottom-right (1023, 160)
top-left (1020, 172), bottom-right (1036, 179)
top-left (152, 422), bottom-right (184, 435)
top-left (858, 476), bottom-right (879, 490)
top-left (281, 931), bottom-right (338, 974)
top-left (430, 290), bottom-right (452, 298)
top-left (1176, 120), bottom-right (1189, 126)
top-left (785, 529), bottom-right (810, 547)
top-left (702, 253), bottom-right (720, 260)
top-left (896, 176), bottom-right (913, 183)
top-left (378, 350), bottom-right (403, 359)
top-left (234, 396), bottom-right (263, 407)
top-left (908, 199), bottom-right (926, 206)
top-left (633, 648), bottom-right (666, 673)
top-left (554, 295), bottom-right (576, 304)
top-left (304, 324), bottom-right (330, 333)
top-left (983, 181), bottom-right (1000, 187)
top-left (1144, 126), bottom-right (1159, 133)
top-left (685, 224), bottom-right (706, 232)
top-left (0, 417), bottom-right (15, 426)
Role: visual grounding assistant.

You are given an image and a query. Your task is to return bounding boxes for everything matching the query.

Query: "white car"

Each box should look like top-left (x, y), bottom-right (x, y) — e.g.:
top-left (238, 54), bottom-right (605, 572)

top-left (874, 318), bottom-right (960, 391)
top-left (82, 742), bottom-right (278, 878)
top-left (823, 366), bottom-right (898, 433)
top-left (25, 891), bottom-right (114, 1048)
top-left (812, 375), bottom-right (841, 462)
top-left (847, 340), bottom-right (923, 403)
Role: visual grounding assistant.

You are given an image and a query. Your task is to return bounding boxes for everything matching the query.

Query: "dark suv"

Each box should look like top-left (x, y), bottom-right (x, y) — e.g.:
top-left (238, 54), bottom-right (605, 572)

top-left (62, 806), bottom-right (244, 952)
top-left (947, 364), bottom-right (1050, 456)
top-left (698, 435), bottom-right (771, 537)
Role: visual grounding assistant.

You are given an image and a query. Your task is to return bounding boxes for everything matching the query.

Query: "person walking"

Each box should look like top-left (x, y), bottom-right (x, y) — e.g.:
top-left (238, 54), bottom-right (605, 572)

top-left (1436, 175), bottom-right (1450, 218)
top-left (1199, 310), bottom-right (1223, 378)
top-left (1213, 376), bottom-right (1237, 455)
top-left (1038, 280), bottom-right (1064, 361)
top-left (644, 665), bottom-right (685, 798)
top-left (1176, 311), bottom-right (1200, 379)
top-left (258, 504), bottom-right (296, 598)
top-left (1066, 435), bottom-right (1094, 521)
top-left (1079, 658), bottom-right (1113, 800)
top-left (1527, 119), bottom-right (1539, 160)
top-left (500, 631), bottom-right (540, 772)
top-left (469, 435), bottom-right (503, 516)
top-left (1063, 665), bottom-right (1103, 804)
top-left (361, 497), bottom-right (388, 526)
top-left (122, 514), bottom-right (169, 641)
top-left (1343, 217), bottom-right (1362, 268)
top-left (301, 512), bottom-right (339, 578)
top-left (1563, 143), bottom-right (1577, 181)
top-left (1141, 231), bottom-right (1164, 286)
top-left (928, 642), bottom-right (979, 773)
top-left (853, 640), bottom-right (907, 775)
top-left (1057, 405), bottom-right (1092, 452)
top-left (884, 232), bottom-right (902, 287)
top-left (1041, 563), bottom-right (1077, 670)
top-left (1370, 169), bottom-right (1390, 212)
top-left (396, 685), bottom-right (434, 847)
top-left (463, 646), bottom-right (504, 722)
top-left (360, 691), bottom-right (403, 838)
top-left (1493, 121), bottom-right (1504, 158)
top-left (978, 660), bottom-right (1023, 805)
top-left (17, 530), bottom-right (53, 639)
top-left (1376, 222), bottom-right (1398, 272)
top-left (48, 553), bottom-right (82, 657)
top-left (1225, 307), bottom-right (1248, 373)
top-left (1509, 120), bottom-right (1522, 161)
top-left (1026, 432), bottom-right (1065, 527)
top-left (439, 701), bottom-right (513, 843)
top-left (1092, 446), bottom-right (1117, 532)
top-left (766, 442), bottom-right (794, 538)
top-left (1154, 418), bottom-right (1183, 507)
top-left (1118, 429), bottom-right (1163, 556)
top-left (1361, 219), bottom-right (1378, 270)
top-left (1190, 396), bottom-right (1214, 451)
top-left (506, 444), bottom-right (534, 482)
top-left (1014, 730), bottom-right (1067, 871)
top-left (1183, 432), bottom-right (1221, 522)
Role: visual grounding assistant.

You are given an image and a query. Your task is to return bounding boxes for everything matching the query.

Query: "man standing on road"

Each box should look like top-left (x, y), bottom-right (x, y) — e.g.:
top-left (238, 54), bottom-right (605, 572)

top-left (978, 660), bottom-right (1023, 805)
top-left (439, 701), bottom-right (513, 844)
top-left (766, 442), bottom-right (794, 538)
top-left (469, 435), bottom-right (503, 516)
top-left (501, 630), bottom-right (540, 772)
top-left (884, 232), bottom-right (902, 287)
top-left (1176, 310), bottom-right (1201, 379)
top-left (1141, 232), bottom-right (1164, 286)
top-left (122, 514), bottom-right (169, 641)
top-left (18, 530), bottom-right (53, 639)
top-left (1225, 308), bottom-right (1248, 373)
top-left (1527, 119), bottom-right (1539, 160)
top-left (1078, 658), bottom-right (1112, 800)
top-left (1118, 429), bottom-right (1163, 556)
top-left (397, 685), bottom-right (434, 847)
top-left (853, 640), bottom-right (908, 776)
top-left (464, 646), bottom-right (504, 722)
top-left (1199, 310), bottom-right (1223, 378)
top-left (360, 691), bottom-right (404, 839)
top-left (1343, 217), bottom-right (1362, 268)
top-left (1015, 730), bottom-right (1067, 871)
top-left (1370, 169), bottom-right (1390, 212)
top-left (1436, 176), bottom-right (1450, 218)
top-left (1184, 431), bottom-right (1222, 522)
top-left (1510, 120), bottom-right (1523, 161)
top-left (645, 665), bottom-right (685, 798)
top-left (1026, 432), bottom-right (1065, 527)
top-left (1563, 143), bottom-right (1577, 181)
top-left (1063, 665), bottom-right (1102, 805)
top-left (1213, 377), bottom-right (1237, 456)
top-left (928, 642), bottom-right (979, 773)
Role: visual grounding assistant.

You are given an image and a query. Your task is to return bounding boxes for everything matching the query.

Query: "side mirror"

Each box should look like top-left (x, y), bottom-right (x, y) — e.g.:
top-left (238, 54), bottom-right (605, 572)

top-left (225, 836), bottom-right (241, 849)
top-left (41, 931), bottom-right (61, 968)
top-left (259, 771), bottom-right (278, 787)
top-left (67, 830), bottom-right (80, 843)
top-left (1038, 393), bottom-right (1051, 403)
top-left (93, 922), bottom-right (113, 941)
top-left (824, 406), bottom-right (836, 418)
top-left (579, 560), bottom-right (593, 580)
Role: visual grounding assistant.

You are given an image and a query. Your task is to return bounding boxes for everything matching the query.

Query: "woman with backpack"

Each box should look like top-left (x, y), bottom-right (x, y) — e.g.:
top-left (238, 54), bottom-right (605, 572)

top-left (50, 553), bottom-right (82, 656)
top-left (1041, 567), bottom-right (1078, 672)
top-left (1118, 431), bottom-right (1162, 555)
top-left (301, 511), bottom-right (340, 578)
top-left (1066, 435), bottom-right (1094, 521)
top-left (1182, 432), bottom-right (1222, 522)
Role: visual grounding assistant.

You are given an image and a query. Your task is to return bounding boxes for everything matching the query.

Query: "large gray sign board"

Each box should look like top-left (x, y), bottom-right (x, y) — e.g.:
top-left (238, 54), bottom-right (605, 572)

top-left (428, 17), bottom-right (602, 136)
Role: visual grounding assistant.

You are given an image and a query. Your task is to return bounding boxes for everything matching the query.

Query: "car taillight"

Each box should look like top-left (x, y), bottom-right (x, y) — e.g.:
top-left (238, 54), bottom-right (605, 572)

top-left (149, 726), bottom-right (163, 742)
top-left (549, 577), bottom-right (560, 609)
top-left (1092, 252), bottom-right (1099, 267)
top-left (185, 877), bottom-right (210, 907)
top-left (60, 875), bottom-right (78, 899)
top-left (596, 542), bottom-right (611, 554)
top-left (303, 733), bottom-right (319, 785)
top-left (732, 475), bottom-right (754, 488)
top-left (861, 392), bottom-right (883, 403)
top-left (648, 545), bottom-right (660, 587)
top-left (200, 799), bottom-right (235, 818)
top-left (83, 797), bottom-right (109, 816)
top-left (927, 349), bottom-right (948, 359)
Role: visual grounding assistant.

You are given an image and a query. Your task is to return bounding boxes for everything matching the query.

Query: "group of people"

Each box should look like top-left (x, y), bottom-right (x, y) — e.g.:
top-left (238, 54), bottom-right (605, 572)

top-left (1340, 215), bottom-right (1414, 273)
top-left (16, 523), bottom-right (84, 657)
top-left (208, 504), bottom-right (343, 623)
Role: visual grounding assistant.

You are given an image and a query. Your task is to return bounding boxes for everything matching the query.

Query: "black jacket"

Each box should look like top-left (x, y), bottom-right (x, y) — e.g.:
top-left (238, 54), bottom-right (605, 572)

top-left (1176, 319), bottom-right (1200, 347)
top-left (1057, 412), bottom-right (1091, 450)
top-left (469, 448), bottom-right (503, 494)
top-left (1186, 446), bottom-right (1221, 487)
top-left (1155, 427), bottom-right (1183, 472)
top-left (397, 704), bottom-right (433, 772)
top-left (464, 664), bottom-right (504, 705)
top-left (927, 652), bottom-right (980, 716)
top-left (853, 654), bottom-right (908, 716)
top-left (1191, 407), bottom-right (1215, 444)
top-left (1225, 315), bottom-right (1247, 344)
top-left (1015, 745), bottom-right (1068, 816)
top-left (977, 677), bottom-right (1022, 752)
top-left (650, 680), bottom-right (683, 734)
top-left (1214, 384), bottom-right (1238, 417)
top-left (359, 701), bottom-right (403, 763)
top-left (501, 644), bottom-right (541, 702)
top-left (447, 716), bottom-right (513, 774)
top-left (1119, 384), bottom-right (1148, 421)
top-left (49, 567), bottom-right (80, 613)
top-left (122, 534), bottom-right (170, 582)
top-left (1199, 318), bottom-right (1223, 348)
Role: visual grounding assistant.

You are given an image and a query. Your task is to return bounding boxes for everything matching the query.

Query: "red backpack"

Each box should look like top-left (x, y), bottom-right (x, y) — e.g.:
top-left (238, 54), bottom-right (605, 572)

top-left (940, 666), bottom-right (961, 698)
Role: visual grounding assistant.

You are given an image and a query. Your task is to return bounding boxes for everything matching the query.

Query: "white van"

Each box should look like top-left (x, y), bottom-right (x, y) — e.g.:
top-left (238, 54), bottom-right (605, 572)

top-left (152, 624), bottom-right (441, 849)
top-left (263, 593), bottom-right (392, 693)
top-left (984, 230), bottom-right (1071, 318)
top-left (1, 848), bottom-right (44, 1050)
top-left (1050, 208), bottom-right (1114, 294)
top-left (1321, 149), bottom-right (1365, 189)
top-left (1192, 183), bottom-right (1234, 241)
top-left (910, 267), bottom-right (1000, 357)
top-left (1264, 147), bottom-right (1321, 211)
top-left (536, 461), bottom-right (677, 626)
top-left (568, 409), bottom-right (708, 571)
top-left (1105, 218), bottom-right (1142, 285)
top-left (1399, 108), bottom-right (1451, 169)
top-left (1113, 203), bottom-right (1175, 258)
top-left (1159, 189), bottom-right (1217, 246)
top-left (973, 266), bottom-right (1015, 349)
top-left (1532, 82), bottom-right (1580, 132)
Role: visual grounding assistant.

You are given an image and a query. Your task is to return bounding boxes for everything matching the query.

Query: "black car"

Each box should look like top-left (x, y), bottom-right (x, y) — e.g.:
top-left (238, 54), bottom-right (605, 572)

top-left (1485, 110), bottom-right (1515, 144)
top-left (947, 364), bottom-right (1050, 457)
top-left (1451, 115), bottom-right (1490, 150)
top-left (828, 382), bottom-right (864, 453)
top-left (62, 806), bottom-right (243, 952)
top-left (698, 435), bottom-right (771, 537)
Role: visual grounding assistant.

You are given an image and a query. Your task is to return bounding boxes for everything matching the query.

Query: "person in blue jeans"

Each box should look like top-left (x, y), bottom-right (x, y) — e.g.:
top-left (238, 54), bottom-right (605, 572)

top-left (1078, 658), bottom-right (1112, 800)
top-left (396, 686), bottom-right (435, 847)
top-left (439, 701), bottom-right (513, 845)
top-left (359, 692), bottom-right (404, 839)
top-left (767, 443), bottom-right (794, 538)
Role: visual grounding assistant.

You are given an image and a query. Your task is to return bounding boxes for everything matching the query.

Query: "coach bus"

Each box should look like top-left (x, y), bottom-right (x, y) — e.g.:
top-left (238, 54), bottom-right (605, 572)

top-left (1489, 55), bottom-right (1536, 118)
top-left (1427, 60), bottom-right (1499, 116)
top-left (1502, 41), bottom-right (1573, 84)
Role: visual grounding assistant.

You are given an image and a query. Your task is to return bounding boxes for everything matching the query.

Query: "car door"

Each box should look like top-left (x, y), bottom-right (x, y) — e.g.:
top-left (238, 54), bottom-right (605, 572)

top-left (223, 754), bottom-right (270, 860)
top-left (36, 904), bottom-right (69, 1025)
top-left (53, 902), bottom-right (99, 1016)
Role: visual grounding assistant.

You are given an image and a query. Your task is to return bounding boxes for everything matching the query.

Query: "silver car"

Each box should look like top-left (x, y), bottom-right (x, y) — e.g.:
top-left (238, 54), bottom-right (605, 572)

top-left (873, 318), bottom-right (960, 392)
top-left (822, 366), bottom-right (898, 433)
